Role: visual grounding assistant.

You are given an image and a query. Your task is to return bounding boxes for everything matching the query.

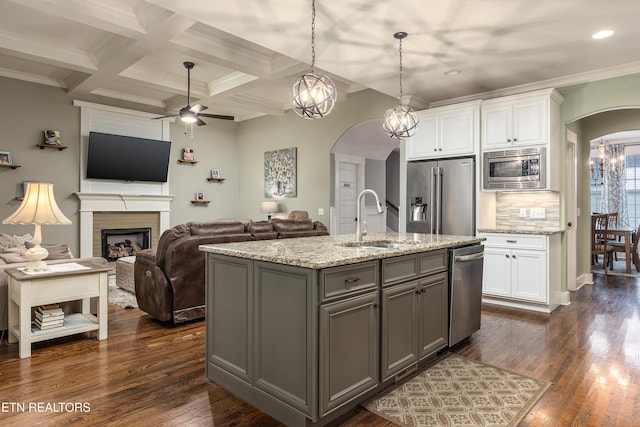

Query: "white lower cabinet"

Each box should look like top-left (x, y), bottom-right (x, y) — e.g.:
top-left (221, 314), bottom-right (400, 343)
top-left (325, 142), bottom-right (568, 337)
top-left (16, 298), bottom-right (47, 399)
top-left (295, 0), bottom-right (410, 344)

top-left (480, 232), bottom-right (561, 312)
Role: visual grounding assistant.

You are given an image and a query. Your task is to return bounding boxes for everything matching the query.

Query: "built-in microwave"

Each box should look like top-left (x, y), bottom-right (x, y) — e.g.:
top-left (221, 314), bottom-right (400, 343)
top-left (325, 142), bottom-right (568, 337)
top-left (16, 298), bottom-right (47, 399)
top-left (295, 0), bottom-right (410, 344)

top-left (483, 147), bottom-right (546, 190)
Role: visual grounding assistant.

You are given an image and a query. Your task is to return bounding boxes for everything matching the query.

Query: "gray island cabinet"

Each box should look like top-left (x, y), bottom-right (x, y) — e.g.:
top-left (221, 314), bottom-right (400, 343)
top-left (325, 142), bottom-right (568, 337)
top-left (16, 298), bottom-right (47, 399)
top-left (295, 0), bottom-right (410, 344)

top-left (200, 232), bottom-right (483, 426)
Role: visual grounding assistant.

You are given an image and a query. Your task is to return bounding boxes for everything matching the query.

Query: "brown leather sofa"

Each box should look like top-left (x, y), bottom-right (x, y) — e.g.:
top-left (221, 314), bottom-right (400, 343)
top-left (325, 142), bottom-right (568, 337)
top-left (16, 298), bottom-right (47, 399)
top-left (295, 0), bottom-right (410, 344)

top-left (134, 218), bottom-right (328, 323)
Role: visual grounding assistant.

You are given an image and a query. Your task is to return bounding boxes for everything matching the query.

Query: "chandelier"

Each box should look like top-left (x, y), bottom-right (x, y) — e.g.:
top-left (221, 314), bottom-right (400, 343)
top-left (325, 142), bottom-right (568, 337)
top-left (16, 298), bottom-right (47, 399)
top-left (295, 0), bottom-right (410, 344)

top-left (291, 0), bottom-right (336, 119)
top-left (590, 140), bottom-right (624, 183)
top-left (383, 32), bottom-right (418, 139)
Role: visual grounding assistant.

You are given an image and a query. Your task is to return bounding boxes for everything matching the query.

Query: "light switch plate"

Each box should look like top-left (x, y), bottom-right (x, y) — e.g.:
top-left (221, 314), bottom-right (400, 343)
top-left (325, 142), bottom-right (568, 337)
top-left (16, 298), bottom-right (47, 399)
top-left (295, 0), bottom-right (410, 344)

top-left (530, 207), bottom-right (546, 219)
top-left (519, 208), bottom-right (527, 217)
top-left (318, 207), bottom-right (324, 216)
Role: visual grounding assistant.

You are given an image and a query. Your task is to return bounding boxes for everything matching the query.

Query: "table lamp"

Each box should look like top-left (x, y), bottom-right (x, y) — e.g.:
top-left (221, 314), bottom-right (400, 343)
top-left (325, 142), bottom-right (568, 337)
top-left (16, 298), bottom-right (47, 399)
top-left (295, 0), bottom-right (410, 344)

top-left (260, 201), bottom-right (278, 220)
top-left (2, 182), bottom-right (72, 272)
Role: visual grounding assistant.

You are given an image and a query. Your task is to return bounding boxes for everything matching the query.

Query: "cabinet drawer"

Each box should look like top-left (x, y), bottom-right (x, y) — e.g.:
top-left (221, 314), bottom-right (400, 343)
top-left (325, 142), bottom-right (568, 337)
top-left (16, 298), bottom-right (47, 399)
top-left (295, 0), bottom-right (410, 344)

top-left (320, 261), bottom-right (378, 301)
top-left (480, 233), bottom-right (546, 250)
top-left (382, 255), bottom-right (418, 286)
top-left (418, 250), bottom-right (448, 277)
top-left (382, 251), bottom-right (448, 286)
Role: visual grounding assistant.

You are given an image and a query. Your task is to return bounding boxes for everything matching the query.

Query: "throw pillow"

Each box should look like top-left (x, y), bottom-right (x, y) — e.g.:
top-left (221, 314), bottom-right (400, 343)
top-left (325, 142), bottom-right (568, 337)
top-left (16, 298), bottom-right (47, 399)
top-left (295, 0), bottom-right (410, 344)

top-left (13, 233), bottom-right (33, 244)
top-left (0, 253), bottom-right (28, 264)
top-left (0, 232), bottom-right (25, 249)
top-left (1, 246), bottom-right (26, 256)
top-left (25, 242), bottom-right (72, 260)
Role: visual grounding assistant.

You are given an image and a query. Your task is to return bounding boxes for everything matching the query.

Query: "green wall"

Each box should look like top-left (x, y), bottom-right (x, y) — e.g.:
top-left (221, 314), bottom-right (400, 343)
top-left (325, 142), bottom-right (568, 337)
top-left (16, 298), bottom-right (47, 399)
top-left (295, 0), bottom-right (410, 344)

top-left (0, 77), bottom-right (81, 253)
top-left (235, 89), bottom-right (395, 224)
top-left (558, 73), bottom-right (640, 281)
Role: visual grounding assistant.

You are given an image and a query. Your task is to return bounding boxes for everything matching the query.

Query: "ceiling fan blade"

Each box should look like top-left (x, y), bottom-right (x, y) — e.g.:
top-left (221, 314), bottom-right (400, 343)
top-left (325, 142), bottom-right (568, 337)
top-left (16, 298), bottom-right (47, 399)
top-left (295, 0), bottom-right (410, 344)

top-left (198, 113), bottom-right (235, 121)
top-left (190, 104), bottom-right (208, 113)
top-left (195, 117), bottom-right (207, 126)
top-left (152, 114), bottom-right (179, 119)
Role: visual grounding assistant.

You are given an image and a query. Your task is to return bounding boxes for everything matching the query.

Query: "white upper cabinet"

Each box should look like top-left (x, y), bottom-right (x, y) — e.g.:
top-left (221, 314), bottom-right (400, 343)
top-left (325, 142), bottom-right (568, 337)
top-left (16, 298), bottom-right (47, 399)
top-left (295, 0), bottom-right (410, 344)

top-left (406, 101), bottom-right (480, 160)
top-left (481, 89), bottom-right (562, 150)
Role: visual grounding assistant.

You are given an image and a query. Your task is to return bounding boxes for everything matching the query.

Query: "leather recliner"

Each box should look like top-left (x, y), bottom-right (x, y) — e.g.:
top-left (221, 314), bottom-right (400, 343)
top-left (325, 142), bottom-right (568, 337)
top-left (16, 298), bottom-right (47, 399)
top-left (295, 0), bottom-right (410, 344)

top-left (134, 221), bottom-right (252, 323)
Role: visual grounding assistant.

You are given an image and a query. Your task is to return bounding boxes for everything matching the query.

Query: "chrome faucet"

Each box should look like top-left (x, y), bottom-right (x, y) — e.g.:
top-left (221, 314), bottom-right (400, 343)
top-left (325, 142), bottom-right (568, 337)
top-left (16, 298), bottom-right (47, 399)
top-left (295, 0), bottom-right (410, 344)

top-left (356, 189), bottom-right (384, 241)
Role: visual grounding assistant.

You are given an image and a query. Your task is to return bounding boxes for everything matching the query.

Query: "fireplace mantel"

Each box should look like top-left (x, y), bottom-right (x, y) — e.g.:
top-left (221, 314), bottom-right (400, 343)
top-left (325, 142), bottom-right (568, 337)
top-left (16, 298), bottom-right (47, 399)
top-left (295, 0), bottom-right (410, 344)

top-left (75, 192), bottom-right (174, 258)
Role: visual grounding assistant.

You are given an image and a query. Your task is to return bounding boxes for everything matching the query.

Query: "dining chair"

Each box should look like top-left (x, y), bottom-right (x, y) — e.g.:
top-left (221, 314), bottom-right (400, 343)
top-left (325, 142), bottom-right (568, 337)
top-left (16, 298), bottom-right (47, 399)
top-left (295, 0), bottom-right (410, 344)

top-left (591, 213), bottom-right (615, 274)
top-left (606, 212), bottom-right (622, 260)
top-left (631, 222), bottom-right (640, 272)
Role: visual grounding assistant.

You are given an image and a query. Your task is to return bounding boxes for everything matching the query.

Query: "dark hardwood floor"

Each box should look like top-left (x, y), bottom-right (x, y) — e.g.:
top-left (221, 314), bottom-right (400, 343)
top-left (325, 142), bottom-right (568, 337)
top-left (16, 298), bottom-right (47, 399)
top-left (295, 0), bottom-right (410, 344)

top-left (1, 272), bottom-right (639, 426)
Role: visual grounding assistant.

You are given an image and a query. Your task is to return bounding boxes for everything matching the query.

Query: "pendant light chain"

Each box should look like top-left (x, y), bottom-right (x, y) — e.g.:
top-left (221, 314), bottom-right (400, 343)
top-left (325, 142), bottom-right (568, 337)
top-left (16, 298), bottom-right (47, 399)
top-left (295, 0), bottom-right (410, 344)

top-left (311, 0), bottom-right (316, 72)
top-left (398, 36), bottom-right (403, 99)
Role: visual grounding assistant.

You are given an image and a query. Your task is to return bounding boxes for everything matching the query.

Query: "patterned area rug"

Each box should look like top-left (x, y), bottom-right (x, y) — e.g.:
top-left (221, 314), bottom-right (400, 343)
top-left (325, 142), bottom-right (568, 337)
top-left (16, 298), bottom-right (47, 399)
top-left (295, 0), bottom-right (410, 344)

top-left (363, 354), bottom-right (550, 427)
top-left (108, 275), bottom-right (138, 309)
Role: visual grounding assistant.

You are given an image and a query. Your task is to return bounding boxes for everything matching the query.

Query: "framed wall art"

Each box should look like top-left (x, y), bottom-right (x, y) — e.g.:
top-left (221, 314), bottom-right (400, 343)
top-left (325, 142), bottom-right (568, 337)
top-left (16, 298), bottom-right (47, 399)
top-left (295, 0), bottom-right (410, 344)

top-left (264, 147), bottom-right (297, 198)
top-left (0, 151), bottom-right (12, 165)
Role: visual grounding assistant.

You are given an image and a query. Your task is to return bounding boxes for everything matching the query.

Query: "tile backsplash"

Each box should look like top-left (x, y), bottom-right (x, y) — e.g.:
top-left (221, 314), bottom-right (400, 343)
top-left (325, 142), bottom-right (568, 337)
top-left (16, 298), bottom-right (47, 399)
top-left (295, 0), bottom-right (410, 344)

top-left (495, 192), bottom-right (560, 231)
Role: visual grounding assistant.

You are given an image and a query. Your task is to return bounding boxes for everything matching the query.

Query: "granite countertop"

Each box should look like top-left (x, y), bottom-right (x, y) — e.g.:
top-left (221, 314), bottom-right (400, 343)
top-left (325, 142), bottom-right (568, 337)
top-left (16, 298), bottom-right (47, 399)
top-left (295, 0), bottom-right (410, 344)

top-left (199, 232), bottom-right (484, 269)
top-left (477, 228), bottom-right (564, 235)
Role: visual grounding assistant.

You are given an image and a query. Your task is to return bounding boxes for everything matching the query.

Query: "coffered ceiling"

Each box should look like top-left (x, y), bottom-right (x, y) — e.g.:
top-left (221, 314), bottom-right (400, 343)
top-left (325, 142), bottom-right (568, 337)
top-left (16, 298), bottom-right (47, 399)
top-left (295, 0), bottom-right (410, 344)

top-left (2, 0), bottom-right (639, 122)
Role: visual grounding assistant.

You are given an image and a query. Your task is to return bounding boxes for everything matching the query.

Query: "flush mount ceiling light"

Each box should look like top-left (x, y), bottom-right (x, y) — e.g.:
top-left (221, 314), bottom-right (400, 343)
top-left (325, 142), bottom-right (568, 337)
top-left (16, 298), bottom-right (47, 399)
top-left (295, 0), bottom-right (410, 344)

top-left (592, 29), bottom-right (614, 39)
top-left (383, 32), bottom-right (419, 139)
top-left (291, 0), bottom-right (336, 119)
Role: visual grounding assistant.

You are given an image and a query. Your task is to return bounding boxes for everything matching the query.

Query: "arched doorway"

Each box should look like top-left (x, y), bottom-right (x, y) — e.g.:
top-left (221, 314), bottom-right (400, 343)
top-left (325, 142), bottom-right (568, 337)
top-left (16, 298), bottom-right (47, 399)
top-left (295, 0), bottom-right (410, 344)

top-left (330, 119), bottom-right (399, 235)
top-left (566, 108), bottom-right (640, 286)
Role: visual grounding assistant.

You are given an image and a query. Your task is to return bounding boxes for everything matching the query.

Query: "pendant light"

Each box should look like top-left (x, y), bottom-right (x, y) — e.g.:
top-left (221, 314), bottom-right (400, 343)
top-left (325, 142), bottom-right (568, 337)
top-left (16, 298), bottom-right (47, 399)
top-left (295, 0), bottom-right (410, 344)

top-left (291, 0), bottom-right (336, 119)
top-left (383, 32), bottom-right (418, 139)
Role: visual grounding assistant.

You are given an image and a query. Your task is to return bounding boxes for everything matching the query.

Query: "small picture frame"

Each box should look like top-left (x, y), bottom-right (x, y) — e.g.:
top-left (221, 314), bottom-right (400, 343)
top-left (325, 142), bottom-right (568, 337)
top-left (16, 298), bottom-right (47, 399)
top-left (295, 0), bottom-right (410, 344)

top-left (183, 147), bottom-right (194, 161)
top-left (196, 191), bottom-right (205, 201)
top-left (0, 151), bottom-right (12, 165)
top-left (44, 130), bottom-right (62, 145)
top-left (211, 169), bottom-right (220, 179)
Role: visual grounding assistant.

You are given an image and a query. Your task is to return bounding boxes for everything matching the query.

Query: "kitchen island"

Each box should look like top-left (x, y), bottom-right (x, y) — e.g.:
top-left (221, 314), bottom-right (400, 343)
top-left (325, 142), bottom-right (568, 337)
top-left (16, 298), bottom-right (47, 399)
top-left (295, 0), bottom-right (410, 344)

top-left (200, 232), bottom-right (483, 426)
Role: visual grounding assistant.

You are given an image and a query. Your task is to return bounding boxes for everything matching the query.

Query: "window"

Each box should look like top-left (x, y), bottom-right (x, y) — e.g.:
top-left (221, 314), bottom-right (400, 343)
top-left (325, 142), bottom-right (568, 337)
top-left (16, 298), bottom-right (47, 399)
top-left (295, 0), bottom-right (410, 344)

top-left (591, 148), bottom-right (640, 227)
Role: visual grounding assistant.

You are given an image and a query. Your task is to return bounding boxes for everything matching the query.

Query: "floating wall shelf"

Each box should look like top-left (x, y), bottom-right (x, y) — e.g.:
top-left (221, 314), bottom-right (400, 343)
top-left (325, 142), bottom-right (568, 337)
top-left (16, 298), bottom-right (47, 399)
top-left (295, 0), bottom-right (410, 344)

top-left (36, 144), bottom-right (68, 151)
top-left (207, 177), bottom-right (226, 182)
top-left (178, 159), bottom-right (198, 164)
top-left (191, 200), bottom-right (211, 205)
top-left (0, 164), bottom-right (21, 170)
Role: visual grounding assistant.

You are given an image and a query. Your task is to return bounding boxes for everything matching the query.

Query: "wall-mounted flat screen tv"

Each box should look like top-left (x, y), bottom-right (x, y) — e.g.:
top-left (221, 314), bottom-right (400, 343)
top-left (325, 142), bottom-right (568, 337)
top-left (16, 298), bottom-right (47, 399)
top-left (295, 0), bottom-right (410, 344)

top-left (86, 132), bottom-right (171, 183)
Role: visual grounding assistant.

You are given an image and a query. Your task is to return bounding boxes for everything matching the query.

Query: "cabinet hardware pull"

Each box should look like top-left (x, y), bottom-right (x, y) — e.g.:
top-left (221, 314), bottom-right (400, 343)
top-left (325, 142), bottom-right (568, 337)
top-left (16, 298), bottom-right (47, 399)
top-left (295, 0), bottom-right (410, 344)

top-left (505, 254), bottom-right (510, 258)
top-left (344, 277), bottom-right (359, 288)
top-left (506, 240), bottom-right (517, 243)
top-left (512, 255), bottom-right (517, 259)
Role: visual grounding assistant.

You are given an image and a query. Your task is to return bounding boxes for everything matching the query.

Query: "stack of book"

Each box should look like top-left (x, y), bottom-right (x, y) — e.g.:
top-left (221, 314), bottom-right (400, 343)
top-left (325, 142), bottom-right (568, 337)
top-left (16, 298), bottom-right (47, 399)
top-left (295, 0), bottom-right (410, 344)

top-left (34, 304), bottom-right (64, 330)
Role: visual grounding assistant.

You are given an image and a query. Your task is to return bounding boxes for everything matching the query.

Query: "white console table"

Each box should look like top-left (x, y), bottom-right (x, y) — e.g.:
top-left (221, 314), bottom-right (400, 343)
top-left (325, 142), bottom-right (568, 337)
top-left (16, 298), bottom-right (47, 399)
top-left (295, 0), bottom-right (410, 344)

top-left (6, 260), bottom-right (111, 358)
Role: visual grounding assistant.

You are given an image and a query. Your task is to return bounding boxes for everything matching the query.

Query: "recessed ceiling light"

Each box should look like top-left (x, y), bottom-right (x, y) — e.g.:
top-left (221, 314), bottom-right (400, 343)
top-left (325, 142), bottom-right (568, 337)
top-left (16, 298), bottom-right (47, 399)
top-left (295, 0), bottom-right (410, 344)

top-left (444, 69), bottom-right (461, 76)
top-left (592, 30), bottom-right (614, 39)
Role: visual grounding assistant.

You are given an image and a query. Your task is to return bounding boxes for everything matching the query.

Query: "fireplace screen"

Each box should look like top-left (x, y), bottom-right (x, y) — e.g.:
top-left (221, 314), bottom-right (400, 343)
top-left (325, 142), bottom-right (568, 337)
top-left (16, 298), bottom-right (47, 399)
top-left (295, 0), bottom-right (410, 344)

top-left (101, 227), bottom-right (151, 261)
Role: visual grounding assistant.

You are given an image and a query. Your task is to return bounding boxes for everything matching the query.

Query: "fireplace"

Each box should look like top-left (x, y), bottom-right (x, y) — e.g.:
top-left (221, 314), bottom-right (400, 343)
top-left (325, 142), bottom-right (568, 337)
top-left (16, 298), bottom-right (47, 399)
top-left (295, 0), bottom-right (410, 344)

top-left (101, 227), bottom-right (151, 261)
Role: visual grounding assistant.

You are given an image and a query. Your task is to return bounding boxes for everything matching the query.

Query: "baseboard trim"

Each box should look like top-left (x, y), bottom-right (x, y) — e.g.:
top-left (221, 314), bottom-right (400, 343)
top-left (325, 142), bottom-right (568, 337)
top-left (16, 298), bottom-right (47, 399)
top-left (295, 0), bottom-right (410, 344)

top-left (576, 274), bottom-right (593, 290)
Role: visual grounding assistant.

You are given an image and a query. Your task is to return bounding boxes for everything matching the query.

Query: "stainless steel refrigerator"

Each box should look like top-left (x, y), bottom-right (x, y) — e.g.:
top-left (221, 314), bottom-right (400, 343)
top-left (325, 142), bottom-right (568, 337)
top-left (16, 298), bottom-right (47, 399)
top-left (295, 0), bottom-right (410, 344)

top-left (407, 157), bottom-right (475, 235)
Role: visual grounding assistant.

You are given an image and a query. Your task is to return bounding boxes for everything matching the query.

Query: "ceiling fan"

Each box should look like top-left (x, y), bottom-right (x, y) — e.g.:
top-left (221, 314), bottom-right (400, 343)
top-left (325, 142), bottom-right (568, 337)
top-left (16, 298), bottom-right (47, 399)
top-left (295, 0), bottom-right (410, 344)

top-left (154, 61), bottom-right (234, 126)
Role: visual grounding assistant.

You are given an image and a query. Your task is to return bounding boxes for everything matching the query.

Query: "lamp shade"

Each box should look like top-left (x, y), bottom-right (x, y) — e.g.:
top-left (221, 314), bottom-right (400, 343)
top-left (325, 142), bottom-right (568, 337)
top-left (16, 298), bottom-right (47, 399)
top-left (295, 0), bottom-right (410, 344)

top-left (260, 201), bottom-right (278, 214)
top-left (3, 182), bottom-right (71, 225)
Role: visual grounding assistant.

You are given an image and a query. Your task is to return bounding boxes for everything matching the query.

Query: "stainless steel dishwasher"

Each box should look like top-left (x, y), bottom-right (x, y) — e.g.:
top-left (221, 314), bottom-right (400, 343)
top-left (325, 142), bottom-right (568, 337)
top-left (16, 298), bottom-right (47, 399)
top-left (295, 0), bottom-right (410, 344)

top-left (449, 244), bottom-right (484, 346)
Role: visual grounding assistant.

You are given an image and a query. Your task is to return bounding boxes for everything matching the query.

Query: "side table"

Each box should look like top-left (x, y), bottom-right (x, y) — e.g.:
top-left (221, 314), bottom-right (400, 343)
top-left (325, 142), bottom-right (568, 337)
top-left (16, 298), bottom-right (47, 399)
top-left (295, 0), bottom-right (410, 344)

top-left (6, 260), bottom-right (112, 358)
